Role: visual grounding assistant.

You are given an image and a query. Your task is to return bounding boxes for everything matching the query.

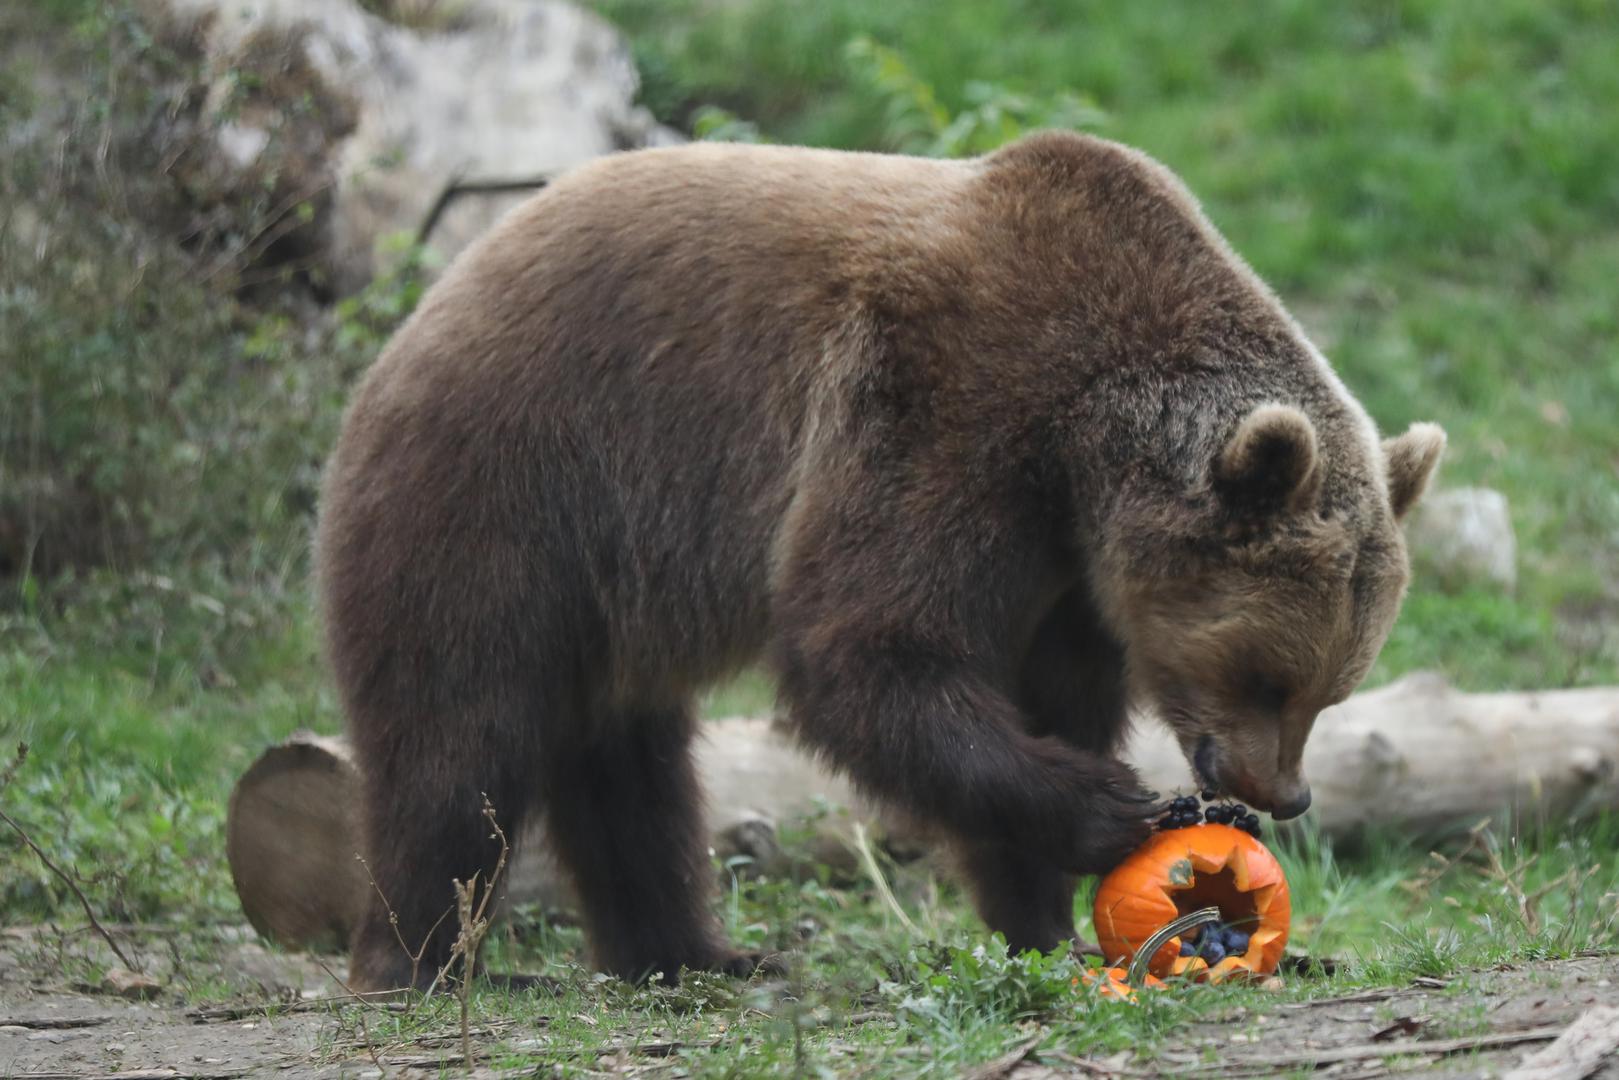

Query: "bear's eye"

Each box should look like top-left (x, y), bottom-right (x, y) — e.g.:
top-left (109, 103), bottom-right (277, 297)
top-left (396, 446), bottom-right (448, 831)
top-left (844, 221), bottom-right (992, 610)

top-left (1245, 673), bottom-right (1290, 713)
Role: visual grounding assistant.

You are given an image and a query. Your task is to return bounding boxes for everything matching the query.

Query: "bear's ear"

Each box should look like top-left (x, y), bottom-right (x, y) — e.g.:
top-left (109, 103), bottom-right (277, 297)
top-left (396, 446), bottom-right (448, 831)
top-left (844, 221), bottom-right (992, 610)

top-left (1383, 422), bottom-right (1446, 520)
top-left (1214, 403), bottom-right (1321, 513)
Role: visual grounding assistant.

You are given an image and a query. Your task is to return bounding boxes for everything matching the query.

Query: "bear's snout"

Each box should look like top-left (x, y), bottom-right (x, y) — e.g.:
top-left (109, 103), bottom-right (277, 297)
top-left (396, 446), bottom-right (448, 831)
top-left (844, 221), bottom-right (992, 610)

top-left (1270, 785), bottom-right (1312, 821)
top-left (1192, 735), bottom-right (1313, 820)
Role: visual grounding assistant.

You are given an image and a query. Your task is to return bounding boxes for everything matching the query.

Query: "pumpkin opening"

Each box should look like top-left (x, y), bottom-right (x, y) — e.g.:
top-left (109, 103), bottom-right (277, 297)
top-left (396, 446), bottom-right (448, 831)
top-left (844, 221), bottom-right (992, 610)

top-left (1170, 865), bottom-right (1262, 932)
top-left (1161, 858), bottom-right (1285, 980)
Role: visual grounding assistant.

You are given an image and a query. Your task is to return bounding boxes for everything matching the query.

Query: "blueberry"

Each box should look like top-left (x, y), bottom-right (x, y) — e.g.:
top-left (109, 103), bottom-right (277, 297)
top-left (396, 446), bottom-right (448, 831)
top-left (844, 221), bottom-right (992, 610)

top-left (1242, 813), bottom-right (1261, 831)
top-left (1206, 806), bottom-right (1231, 824)
top-left (1227, 931), bottom-right (1250, 955)
top-left (1231, 804), bottom-right (1248, 818)
top-left (1179, 938), bottom-right (1196, 956)
top-left (1201, 940), bottom-right (1227, 964)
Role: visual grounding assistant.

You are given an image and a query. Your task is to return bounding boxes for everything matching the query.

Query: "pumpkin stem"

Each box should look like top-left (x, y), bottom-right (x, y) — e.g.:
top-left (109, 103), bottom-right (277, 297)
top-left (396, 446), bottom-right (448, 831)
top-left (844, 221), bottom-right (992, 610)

top-left (1127, 906), bottom-right (1222, 986)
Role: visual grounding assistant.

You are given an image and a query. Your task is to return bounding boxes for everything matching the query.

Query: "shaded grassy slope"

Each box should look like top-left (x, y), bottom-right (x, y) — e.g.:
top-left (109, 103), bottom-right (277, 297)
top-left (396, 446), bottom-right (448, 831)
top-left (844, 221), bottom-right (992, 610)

top-left (598, 0), bottom-right (1619, 691)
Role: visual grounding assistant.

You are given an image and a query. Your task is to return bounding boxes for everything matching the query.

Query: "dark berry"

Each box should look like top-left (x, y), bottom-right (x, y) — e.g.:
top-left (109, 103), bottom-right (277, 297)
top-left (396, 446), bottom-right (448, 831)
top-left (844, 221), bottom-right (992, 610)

top-left (1179, 938), bottom-right (1196, 957)
top-left (1242, 813), bottom-right (1261, 831)
top-left (1227, 931), bottom-right (1250, 955)
top-left (1201, 940), bottom-right (1227, 964)
top-left (1201, 790), bottom-right (1218, 801)
top-left (1231, 804), bottom-right (1248, 818)
top-left (1206, 806), bottom-right (1231, 824)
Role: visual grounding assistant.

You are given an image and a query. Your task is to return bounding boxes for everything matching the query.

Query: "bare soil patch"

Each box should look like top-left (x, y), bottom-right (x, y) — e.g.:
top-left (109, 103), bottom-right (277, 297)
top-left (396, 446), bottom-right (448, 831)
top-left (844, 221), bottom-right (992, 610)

top-left (2, 927), bottom-right (1614, 1078)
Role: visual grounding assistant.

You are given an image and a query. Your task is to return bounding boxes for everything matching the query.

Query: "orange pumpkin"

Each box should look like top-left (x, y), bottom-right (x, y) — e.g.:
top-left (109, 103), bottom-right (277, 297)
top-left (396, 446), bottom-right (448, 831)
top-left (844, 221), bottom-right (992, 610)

top-left (1076, 965), bottom-right (1166, 1002)
top-left (1092, 823), bottom-right (1290, 982)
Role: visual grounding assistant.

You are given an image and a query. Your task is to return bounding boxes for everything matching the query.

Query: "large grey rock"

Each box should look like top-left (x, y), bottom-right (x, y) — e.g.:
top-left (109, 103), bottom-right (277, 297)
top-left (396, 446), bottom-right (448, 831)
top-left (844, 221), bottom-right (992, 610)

top-left (1405, 486), bottom-right (1517, 592)
top-left (151, 0), bottom-right (678, 290)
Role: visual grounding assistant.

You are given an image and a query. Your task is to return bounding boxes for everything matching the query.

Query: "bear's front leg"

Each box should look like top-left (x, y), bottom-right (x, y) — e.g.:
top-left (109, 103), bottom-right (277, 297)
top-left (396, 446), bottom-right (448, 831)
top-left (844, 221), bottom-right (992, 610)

top-left (955, 840), bottom-right (1083, 955)
top-left (776, 572), bottom-right (1160, 934)
top-left (950, 587), bottom-right (1139, 954)
top-left (776, 629), bottom-right (1156, 936)
top-left (769, 430), bottom-right (1162, 950)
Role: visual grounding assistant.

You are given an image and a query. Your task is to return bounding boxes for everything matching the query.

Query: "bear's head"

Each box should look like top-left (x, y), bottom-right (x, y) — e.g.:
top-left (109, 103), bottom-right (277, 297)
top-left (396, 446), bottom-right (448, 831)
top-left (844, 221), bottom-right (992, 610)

top-left (1097, 402), bottom-right (1445, 819)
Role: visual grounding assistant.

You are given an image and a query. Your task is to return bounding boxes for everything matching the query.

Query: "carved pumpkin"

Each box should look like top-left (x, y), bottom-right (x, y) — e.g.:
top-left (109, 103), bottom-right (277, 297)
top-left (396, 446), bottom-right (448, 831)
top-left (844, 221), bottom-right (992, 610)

top-left (1092, 823), bottom-right (1290, 982)
top-left (1077, 965), bottom-right (1166, 1002)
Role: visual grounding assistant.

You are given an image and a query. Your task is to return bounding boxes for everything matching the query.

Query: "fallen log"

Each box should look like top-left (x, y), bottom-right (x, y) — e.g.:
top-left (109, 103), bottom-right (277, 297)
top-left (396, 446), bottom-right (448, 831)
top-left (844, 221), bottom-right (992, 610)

top-left (1132, 672), bottom-right (1619, 836)
top-left (226, 672), bottom-right (1619, 951)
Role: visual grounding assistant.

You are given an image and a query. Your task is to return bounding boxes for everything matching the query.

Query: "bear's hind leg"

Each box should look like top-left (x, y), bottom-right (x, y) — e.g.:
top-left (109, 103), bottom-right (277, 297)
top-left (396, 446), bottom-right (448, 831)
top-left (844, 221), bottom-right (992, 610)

top-left (348, 715), bottom-right (536, 993)
top-left (542, 703), bottom-right (748, 983)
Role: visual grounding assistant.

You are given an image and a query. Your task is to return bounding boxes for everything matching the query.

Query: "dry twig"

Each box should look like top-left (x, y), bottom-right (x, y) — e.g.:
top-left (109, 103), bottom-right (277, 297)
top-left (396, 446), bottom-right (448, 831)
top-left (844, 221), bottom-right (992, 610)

top-left (1176, 1023), bottom-right (1569, 1075)
top-left (443, 795), bottom-right (510, 1071)
top-left (417, 176), bottom-right (550, 246)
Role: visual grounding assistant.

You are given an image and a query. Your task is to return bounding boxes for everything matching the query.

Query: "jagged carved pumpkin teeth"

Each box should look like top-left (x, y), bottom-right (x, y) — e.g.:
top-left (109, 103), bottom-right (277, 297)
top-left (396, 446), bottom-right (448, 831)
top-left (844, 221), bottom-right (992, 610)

top-left (1092, 823), bottom-right (1291, 982)
top-left (1077, 965), bottom-right (1167, 1002)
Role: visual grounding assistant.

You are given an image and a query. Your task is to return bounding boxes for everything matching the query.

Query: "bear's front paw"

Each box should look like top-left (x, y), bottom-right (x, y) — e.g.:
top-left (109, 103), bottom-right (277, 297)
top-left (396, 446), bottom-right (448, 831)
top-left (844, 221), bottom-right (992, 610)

top-left (1065, 761), bottom-right (1161, 876)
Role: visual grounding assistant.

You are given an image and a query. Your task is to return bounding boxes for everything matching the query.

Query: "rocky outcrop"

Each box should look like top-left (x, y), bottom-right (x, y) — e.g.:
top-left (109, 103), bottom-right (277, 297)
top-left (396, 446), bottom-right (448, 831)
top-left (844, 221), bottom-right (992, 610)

top-left (1405, 486), bottom-right (1518, 593)
top-left (150, 0), bottom-right (677, 291)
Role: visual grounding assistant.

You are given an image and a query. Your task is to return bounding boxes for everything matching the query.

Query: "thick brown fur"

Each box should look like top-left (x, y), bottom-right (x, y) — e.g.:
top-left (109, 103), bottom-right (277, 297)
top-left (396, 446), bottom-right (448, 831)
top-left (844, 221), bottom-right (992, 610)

top-left (316, 132), bottom-right (1443, 988)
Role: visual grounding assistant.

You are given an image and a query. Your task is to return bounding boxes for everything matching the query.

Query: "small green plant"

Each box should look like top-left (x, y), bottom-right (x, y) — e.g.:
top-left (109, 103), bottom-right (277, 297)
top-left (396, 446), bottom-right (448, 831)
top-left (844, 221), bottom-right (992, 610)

top-left (691, 105), bottom-right (768, 144)
top-left (333, 233), bottom-right (434, 355)
top-left (886, 937), bottom-right (1084, 1023)
top-left (844, 36), bottom-right (1105, 158)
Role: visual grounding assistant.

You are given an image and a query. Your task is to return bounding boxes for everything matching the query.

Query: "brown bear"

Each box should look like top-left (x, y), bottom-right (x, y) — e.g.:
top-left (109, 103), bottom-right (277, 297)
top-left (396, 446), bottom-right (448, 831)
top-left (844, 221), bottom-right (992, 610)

top-left (316, 131), bottom-right (1444, 991)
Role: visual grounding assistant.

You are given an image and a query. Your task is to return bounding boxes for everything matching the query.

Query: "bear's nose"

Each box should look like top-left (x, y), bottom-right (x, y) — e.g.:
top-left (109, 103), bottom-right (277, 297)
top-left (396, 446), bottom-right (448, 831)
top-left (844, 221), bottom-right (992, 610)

top-left (1271, 786), bottom-right (1312, 821)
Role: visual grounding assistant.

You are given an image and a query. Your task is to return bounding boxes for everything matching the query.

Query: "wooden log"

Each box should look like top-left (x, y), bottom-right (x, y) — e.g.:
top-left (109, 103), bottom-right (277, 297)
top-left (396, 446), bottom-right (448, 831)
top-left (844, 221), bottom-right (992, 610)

top-left (225, 732), bottom-right (367, 954)
top-left (224, 722), bottom-right (906, 952)
top-left (1126, 672), bottom-right (1619, 835)
top-left (226, 673), bottom-right (1619, 951)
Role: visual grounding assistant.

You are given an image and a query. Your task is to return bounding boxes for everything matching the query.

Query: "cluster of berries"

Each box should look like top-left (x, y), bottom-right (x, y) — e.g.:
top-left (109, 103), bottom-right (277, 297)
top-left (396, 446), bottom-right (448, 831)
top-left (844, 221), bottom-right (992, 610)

top-left (1156, 791), bottom-right (1264, 838)
top-left (1178, 922), bottom-right (1251, 963)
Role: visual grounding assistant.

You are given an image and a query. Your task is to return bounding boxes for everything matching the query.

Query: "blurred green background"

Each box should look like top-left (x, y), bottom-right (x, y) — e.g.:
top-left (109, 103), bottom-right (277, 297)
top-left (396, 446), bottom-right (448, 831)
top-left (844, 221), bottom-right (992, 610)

top-left (2, 0), bottom-right (1616, 928)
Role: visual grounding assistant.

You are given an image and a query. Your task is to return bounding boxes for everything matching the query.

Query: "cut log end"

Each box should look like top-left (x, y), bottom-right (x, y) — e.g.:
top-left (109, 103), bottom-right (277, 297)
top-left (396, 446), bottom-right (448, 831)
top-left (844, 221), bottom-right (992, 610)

top-left (225, 731), bottom-right (368, 954)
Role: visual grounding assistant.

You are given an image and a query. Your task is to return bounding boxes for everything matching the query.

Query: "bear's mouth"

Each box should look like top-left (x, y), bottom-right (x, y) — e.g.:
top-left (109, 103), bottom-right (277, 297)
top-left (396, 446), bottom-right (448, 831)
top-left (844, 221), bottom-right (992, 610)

top-left (1192, 735), bottom-right (1222, 794)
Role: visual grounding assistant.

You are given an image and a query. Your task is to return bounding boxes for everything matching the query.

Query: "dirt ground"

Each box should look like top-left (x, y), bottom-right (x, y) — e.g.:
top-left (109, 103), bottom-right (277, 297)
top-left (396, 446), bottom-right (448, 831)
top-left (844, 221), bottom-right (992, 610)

top-left (2, 926), bottom-right (1615, 1079)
